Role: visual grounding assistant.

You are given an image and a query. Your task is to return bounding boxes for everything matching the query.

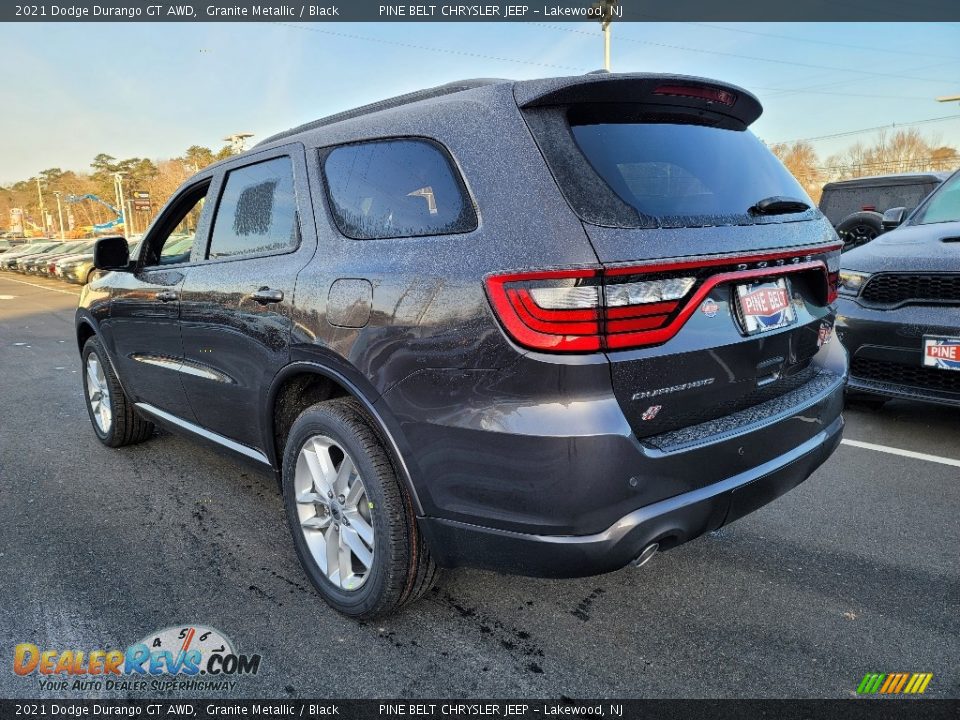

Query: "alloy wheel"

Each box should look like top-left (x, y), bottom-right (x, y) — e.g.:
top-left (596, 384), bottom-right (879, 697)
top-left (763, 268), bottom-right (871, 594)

top-left (294, 435), bottom-right (375, 591)
top-left (85, 355), bottom-right (112, 434)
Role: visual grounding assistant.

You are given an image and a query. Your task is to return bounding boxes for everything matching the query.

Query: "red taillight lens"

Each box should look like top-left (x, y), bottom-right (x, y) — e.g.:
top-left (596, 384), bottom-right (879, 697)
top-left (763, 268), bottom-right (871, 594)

top-left (486, 245), bottom-right (842, 353)
top-left (485, 269), bottom-right (603, 352)
top-left (653, 84), bottom-right (737, 106)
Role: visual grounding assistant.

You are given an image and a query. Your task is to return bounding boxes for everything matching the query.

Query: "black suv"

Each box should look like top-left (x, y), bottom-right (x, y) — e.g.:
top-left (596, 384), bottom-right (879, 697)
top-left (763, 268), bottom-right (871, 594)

top-left (837, 169), bottom-right (960, 408)
top-left (77, 73), bottom-right (846, 617)
top-left (819, 172), bottom-right (948, 251)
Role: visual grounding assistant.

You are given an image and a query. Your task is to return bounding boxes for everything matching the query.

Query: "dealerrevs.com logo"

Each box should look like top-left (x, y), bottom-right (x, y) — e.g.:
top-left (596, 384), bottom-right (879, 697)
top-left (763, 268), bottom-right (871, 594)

top-left (13, 625), bottom-right (261, 693)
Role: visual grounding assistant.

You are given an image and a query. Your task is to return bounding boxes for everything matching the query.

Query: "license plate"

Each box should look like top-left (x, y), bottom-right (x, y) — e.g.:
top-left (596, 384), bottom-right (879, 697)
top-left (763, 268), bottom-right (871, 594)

top-left (923, 335), bottom-right (960, 371)
top-left (736, 278), bottom-right (796, 334)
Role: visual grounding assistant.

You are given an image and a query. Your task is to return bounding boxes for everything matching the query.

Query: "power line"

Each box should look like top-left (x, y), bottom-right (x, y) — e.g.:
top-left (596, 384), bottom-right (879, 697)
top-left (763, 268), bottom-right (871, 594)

top-left (274, 23), bottom-right (589, 72)
top-left (535, 24), bottom-right (958, 86)
top-left (683, 22), bottom-right (960, 63)
top-left (775, 114), bottom-right (960, 144)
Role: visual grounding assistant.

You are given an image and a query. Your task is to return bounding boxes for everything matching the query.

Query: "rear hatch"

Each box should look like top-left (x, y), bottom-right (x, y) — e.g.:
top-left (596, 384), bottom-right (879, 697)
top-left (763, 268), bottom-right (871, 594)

top-left (514, 74), bottom-right (841, 440)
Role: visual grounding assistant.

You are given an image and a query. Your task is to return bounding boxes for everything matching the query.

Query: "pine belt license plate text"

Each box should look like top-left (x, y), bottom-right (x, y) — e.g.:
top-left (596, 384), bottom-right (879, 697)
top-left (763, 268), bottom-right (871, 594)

top-left (923, 335), bottom-right (960, 371)
top-left (736, 278), bottom-right (796, 334)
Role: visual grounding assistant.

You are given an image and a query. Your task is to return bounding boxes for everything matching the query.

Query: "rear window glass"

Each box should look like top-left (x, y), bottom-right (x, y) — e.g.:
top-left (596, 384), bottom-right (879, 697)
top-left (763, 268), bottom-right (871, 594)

top-left (322, 139), bottom-right (477, 240)
top-left (570, 122), bottom-right (809, 226)
top-left (912, 173), bottom-right (960, 225)
top-left (819, 183), bottom-right (936, 225)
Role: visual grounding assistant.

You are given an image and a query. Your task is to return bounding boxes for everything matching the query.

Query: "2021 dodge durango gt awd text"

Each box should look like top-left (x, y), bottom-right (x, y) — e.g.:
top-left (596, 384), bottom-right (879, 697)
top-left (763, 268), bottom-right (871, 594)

top-left (76, 73), bottom-right (847, 617)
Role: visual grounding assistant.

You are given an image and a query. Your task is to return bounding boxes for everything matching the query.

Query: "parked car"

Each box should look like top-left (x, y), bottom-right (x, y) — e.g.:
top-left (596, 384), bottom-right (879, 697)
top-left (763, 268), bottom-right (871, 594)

top-left (0, 241), bottom-right (58, 270)
top-left (56, 240), bottom-right (137, 284)
top-left (14, 241), bottom-right (74, 272)
top-left (820, 172), bottom-right (949, 252)
top-left (21, 240), bottom-right (91, 274)
top-left (77, 73), bottom-right (847, 618)
top-left (836, 169), bottom-right (960, 408)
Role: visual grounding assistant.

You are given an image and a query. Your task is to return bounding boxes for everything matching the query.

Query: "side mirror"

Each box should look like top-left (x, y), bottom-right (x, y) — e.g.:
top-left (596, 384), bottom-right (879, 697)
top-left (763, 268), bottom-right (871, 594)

top-left (881, 207), bottom-right (908, 230)
top-left (93, 236), bottom-right (130, 271)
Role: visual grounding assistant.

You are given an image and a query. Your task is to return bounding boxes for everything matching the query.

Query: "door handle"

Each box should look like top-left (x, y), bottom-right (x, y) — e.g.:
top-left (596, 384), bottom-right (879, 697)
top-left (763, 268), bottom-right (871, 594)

top-left (156, 290), bottom-right (177, 302)
top-left (251, 287), bottom-right (284, 305)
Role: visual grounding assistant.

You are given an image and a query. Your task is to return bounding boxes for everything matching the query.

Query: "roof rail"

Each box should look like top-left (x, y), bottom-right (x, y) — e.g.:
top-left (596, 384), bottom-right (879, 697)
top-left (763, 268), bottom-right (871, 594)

top-left (256, 78), bottom-right (508, 147)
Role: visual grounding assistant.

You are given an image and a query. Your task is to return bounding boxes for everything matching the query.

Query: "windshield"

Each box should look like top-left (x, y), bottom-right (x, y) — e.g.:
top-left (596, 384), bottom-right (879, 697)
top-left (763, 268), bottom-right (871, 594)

top-left (571, 121), bottom-right (810, 226)
top-left (912, 172), bottom-right (960, 225)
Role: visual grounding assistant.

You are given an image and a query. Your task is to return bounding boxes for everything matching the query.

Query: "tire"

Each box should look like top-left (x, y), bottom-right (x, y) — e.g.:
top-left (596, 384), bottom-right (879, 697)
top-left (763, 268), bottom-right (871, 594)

top-left (282, 398), bottom-right (439, 618)
top-left (836, 211), bottom-right (884, 252)
top-left (81, 336), bottom-right (155, 447)
top-left (844, 389), bottom-right (888, 411)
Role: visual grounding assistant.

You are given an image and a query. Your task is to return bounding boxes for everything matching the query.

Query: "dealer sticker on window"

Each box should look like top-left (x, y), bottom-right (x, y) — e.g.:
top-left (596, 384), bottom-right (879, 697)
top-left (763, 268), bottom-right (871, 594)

top-left (735, 278), bottom-right (796, 335)
top-left (923, 335), bottom-right (960, 371)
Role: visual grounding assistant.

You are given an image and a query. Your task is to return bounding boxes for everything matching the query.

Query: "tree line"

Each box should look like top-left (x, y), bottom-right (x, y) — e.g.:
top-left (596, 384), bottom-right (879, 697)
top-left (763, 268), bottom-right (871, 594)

top-left (0, 145), bottom-right (234, 236)
top-left (771, 128), bottom-right (959, 203)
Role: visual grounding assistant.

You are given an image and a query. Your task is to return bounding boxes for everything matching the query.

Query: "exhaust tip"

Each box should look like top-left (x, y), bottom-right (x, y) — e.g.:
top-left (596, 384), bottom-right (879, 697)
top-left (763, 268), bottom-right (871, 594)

top-left (632, 542), bottom-right (659, 568)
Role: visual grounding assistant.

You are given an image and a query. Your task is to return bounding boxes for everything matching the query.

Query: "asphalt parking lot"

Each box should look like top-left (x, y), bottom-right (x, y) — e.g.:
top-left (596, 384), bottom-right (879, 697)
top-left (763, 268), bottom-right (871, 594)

top-left (0, 272), bottom-right (957, 700)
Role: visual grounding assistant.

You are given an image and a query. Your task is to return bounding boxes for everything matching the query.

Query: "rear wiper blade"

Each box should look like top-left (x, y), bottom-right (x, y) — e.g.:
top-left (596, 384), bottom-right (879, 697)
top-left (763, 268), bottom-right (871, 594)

top-left (749, 196), bottom-right (811, 216)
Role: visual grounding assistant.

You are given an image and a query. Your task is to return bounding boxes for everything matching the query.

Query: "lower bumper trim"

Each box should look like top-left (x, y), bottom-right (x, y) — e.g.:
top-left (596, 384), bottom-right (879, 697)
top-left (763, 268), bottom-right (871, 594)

top-left (420, 414), bottom-right (843, 578)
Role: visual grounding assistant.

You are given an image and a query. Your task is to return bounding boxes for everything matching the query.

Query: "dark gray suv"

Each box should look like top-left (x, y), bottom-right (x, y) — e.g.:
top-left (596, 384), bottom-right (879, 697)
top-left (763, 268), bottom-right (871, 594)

top-left (77, 73), bottom-right (847, 617)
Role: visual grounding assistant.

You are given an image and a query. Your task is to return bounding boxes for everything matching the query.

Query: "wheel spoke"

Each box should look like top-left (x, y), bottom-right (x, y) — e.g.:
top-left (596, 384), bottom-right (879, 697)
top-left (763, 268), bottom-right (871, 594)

top-left (325, 524), bottom-right (341, 583)
top-left (302, 443), bottom-right (334, 496)
top-left (296, 491), bottom-right (327, 505)
top-left (338, 540), bottom-right (355, 586)
top-left (334, 455), bottom-right (355, 496)
top-left (301, 514), bottom-right (331, 531)
top-left (340, 525), bottom-right (373, 569)
top-left (344, 475), bottom-right (364, 508)
top-left (344, 511), bottom-right (374, 547)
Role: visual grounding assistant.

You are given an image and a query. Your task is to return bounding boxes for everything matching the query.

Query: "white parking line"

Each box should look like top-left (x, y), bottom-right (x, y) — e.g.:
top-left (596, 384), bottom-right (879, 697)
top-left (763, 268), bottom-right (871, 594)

top-left (0, 276), bottom-right (80, 296)
top-left (841, 439), bottom-right (960, 468)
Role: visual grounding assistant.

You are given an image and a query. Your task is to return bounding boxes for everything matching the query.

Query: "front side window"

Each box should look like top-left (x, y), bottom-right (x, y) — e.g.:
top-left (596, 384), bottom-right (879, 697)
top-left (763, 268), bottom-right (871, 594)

top-left (207, 156), bottom-right (299, 259)
top-left (143, 186), bottom-right (208, 267)
top-left (322, 139), bottom-right (477, 240)
top-left (912, 173), bottom-right (960, 225)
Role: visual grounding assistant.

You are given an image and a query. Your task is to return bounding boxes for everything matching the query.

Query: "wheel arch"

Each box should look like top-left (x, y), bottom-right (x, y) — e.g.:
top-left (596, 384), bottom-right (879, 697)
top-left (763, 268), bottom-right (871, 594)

top-left (265, 358), bottom-right (424, 515)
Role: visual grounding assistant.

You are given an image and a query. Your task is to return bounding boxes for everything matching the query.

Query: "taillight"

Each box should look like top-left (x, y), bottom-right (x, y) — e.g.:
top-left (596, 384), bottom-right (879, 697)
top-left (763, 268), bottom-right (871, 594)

top-left (486, 244), bottom-right (842, 353)
top-left (485, 269), bottom-right (603, 352)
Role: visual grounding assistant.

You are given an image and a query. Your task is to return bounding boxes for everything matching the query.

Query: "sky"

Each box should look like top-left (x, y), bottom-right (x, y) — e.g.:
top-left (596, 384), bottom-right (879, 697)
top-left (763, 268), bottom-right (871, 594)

top-left (0, 21), bottom-right (958, 183)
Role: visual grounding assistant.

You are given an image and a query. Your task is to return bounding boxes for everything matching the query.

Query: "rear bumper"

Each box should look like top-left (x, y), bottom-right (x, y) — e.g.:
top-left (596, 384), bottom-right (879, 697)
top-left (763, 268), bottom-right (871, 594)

top-left (836, 299), bottom-right (960, 407)
top-left (421, 413), bottom-right (843, 577)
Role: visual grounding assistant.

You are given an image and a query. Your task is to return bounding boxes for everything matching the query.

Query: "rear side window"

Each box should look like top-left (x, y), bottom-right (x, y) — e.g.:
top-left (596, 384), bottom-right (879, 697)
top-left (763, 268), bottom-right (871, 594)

top-left (322, 139), bottom-right (477, 240)
top-left (570, 121), bottom-right (809, 227)
top-left (208, 156), bottom-right (298, 259)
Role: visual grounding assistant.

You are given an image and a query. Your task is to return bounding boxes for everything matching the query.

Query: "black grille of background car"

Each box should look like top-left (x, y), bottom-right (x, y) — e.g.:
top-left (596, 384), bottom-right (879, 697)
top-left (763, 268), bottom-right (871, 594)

top-left (860, 274), bottom-right (960, 305)
top-left (851, 356), bottom-right (960, 394)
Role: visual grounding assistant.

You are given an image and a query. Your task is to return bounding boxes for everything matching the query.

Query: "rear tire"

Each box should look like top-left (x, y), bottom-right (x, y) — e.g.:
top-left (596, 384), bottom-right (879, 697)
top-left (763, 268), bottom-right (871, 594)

top-left (82, 336), bottom-right (155, 447)
top-left (282, 398), bottom-right (438, 618)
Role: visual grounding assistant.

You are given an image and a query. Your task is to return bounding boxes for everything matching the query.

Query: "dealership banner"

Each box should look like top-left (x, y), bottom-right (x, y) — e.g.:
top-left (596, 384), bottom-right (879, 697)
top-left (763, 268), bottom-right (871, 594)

top-left (4, 0), bottom-right (960, 22)
top-left (2, 700), bottom-right (959, 719)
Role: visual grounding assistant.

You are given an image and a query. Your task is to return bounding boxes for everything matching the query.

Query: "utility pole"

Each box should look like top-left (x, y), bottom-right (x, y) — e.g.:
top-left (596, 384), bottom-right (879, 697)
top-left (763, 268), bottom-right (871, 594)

top-left (35, 176), bottom-right (48, 236)
top-left (53, 191), bottom-right (65, 240)
top-left (126, 199), bottom-right (137, 237)
top-left (592, 1), bottom-right (618, 71)
top-left (114, 172), bottom-right (128, 237)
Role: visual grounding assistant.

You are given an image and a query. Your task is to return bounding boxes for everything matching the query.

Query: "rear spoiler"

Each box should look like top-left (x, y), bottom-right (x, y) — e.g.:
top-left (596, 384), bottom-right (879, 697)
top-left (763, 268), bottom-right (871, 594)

top-left (513, 73), bottom-right (762, 128)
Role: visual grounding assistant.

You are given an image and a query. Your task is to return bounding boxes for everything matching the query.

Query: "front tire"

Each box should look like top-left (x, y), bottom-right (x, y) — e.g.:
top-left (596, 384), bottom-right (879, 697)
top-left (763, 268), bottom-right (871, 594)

top-left (82, 336), bottom-right (154, 447)
top-left (282, 398), bottom-right (438, 618)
